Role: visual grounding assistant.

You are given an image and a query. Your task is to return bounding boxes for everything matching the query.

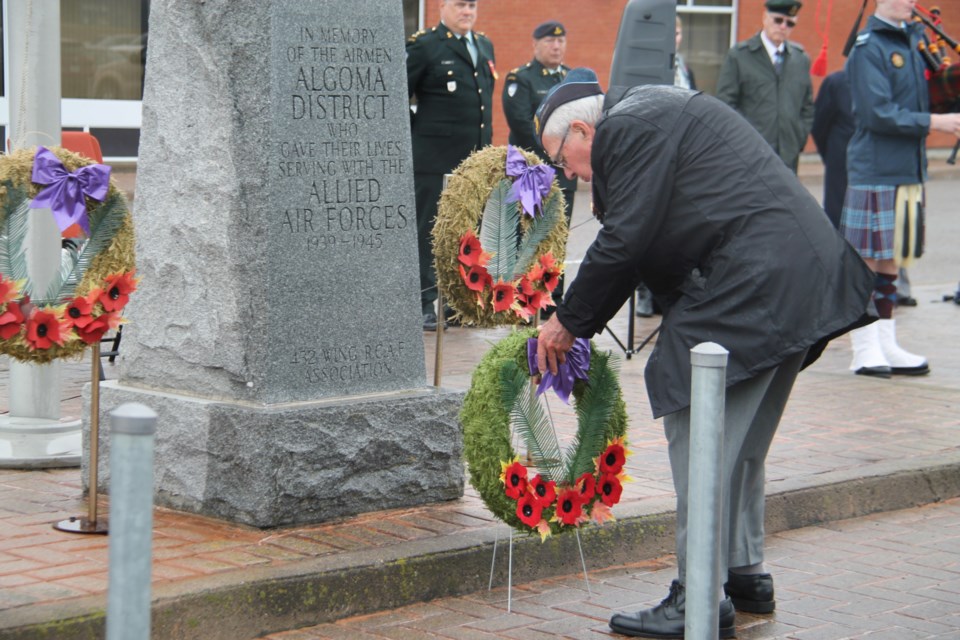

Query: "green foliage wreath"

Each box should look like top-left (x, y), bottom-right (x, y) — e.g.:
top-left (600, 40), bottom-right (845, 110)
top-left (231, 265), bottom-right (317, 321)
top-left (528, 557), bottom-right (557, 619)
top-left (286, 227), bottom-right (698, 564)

top-left (461, 328), bottom-right (629, 538)
top-left (433, 146), bottom-right (568, 327)
top-left (0, 147), bottom-right (135, 363)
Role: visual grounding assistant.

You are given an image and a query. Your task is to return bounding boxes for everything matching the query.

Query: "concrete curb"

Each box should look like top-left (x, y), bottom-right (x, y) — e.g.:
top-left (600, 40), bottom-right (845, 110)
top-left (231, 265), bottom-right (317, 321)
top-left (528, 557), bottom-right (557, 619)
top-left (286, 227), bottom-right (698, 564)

top-left (2, 455), bottom-right (959, 640)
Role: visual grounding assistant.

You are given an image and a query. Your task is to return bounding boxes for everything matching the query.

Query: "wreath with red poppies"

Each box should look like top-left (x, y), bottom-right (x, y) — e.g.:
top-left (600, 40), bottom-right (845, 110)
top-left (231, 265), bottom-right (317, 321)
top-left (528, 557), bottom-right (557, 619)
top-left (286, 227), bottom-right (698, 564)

top-left (432, 145), bottom-right (568, 327)
top-left (0, 146), bottom-right (136, 364)
top-left (461, 328), bottom-right (630, 540)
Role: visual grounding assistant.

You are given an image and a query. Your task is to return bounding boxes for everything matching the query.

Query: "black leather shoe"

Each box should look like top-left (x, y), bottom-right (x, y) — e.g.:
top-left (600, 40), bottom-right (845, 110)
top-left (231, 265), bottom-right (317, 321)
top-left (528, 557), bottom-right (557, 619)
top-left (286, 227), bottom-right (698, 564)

top-left (854, 365), bottom-right (892, 378)
top-left (608, 580), bottom-right (736, 638)
top-left (443, 307), bottom-right (461, 327)
top-left (422, 311), bottom-right (438, 332)
top-left (890, 363), bottom-right (930, 376)
top-left (896, 295), bottom-right (918, 307)
top-left (725, 571), bottom-right (775, 614)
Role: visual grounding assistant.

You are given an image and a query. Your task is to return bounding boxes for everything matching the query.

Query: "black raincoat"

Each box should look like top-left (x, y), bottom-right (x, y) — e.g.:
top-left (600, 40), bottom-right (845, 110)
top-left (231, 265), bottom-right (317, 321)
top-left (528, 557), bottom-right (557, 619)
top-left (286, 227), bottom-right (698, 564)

top-left (556, 86), bottom-right (874, 417)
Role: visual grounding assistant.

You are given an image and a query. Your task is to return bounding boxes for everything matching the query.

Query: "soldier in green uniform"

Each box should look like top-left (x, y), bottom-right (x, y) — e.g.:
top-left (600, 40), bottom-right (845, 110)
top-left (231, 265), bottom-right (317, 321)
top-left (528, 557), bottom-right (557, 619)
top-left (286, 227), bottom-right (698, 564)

top-left (406, 0), bottom-right (496, 331)
top-left (716, 0), bottom-right (814, 173)
top-left (502, 21), bottom-right (576, 313)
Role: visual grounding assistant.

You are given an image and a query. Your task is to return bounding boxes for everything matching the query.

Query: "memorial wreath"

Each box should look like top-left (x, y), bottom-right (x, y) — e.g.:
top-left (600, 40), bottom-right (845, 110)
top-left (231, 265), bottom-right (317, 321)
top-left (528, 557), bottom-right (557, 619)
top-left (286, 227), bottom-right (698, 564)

top-left (432, 145), bottom-right (568, 327)
top-left (461, 328), bottom-right (630, 540)
top-left (0, 146), bottom-right (136, 364)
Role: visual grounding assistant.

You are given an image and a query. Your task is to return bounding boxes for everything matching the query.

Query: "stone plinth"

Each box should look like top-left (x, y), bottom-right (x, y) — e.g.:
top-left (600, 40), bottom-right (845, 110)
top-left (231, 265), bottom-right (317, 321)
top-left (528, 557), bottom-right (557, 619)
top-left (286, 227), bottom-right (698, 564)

top-left (84, 0), bottom-right (464, 527)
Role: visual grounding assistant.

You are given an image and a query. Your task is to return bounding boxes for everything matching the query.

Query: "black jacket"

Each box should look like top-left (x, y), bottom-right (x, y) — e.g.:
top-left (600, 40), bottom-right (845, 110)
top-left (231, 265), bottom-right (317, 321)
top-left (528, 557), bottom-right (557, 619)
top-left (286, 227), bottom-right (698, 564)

top-left (406, 24), bottom-right (496, 175)
top-left (811, 70), bottom-right (854, 228)
top-left (557, 85), bottom-right (874, 417)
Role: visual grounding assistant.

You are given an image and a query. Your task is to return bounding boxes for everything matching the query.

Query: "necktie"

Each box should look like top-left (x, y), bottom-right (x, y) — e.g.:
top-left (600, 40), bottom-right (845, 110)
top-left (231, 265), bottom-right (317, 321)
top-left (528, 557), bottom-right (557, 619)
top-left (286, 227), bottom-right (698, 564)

top-left (774, 49), bottom-right (784, 75)
top-left (461, 35), bottom-right (477, 67)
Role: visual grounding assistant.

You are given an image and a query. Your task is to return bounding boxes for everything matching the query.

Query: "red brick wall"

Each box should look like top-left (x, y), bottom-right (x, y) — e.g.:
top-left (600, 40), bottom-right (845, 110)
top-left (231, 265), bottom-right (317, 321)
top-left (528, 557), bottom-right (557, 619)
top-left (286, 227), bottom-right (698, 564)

top-left (422, 0), bottom-right (960, 149)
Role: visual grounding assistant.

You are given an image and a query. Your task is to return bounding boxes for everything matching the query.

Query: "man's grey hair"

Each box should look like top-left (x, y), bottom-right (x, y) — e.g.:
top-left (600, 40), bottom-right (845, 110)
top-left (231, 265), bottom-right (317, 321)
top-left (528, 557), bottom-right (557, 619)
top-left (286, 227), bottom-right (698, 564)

top-left (541, 94), bottom-right (604, 140)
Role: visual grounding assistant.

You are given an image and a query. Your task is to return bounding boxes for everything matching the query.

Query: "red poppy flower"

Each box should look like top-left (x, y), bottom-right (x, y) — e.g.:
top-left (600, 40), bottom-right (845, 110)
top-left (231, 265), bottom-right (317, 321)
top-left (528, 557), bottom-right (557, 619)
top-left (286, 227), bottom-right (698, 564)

top-left (0, 276), bottom-right (23, 305)
top-left (459, 264), bottom-right (492, 293)
top-left (64, 291), bottom-right (99, 330)
top-left (554, 488), bottom-right (586, 526)
top-left (515, 493), bottom-right (543, 528)
top-left (491, 280), bottom-right (516, 313)
top-left (598, 441), bottom-right (626, 475)
top-left (76, 311), bottom-right (122, 345)
top-left (99, 271), bottom-right (138, 312)
top-left (575, 472), bottom-right (596, 502)
top-left (539, 254), bottom-right (562, 293)
top-left (0, 301), bottom-right (25, 340)
top-left (598, 473), bottom-right (624, 507)
top-left (500, 459), bottom-right (528, 499)
top-left (458, 231), bottom-right (490, 267)
top-left (527, 290), bottom-right (550, 312)
top-left (517, 276), bottom-right (535, 296)
top-left (526, 262), bottom-right (545, 283)
top-left (25, 308), bottom-right (69, 350)
top-left (527, 474), bottom-right (557, 508)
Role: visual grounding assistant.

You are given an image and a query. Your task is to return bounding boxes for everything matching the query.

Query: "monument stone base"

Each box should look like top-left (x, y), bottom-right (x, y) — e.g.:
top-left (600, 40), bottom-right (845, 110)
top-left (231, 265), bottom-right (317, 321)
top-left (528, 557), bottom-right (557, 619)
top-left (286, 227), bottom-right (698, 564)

top-left (87, 381), bottom-right (464, 528)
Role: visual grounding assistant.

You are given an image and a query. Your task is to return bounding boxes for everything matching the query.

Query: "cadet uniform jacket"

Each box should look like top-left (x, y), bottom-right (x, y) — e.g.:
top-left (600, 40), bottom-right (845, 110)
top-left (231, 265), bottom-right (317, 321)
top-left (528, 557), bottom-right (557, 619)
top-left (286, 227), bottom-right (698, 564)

top-left (502, 60), bottom-right (576, 192)
top-left (406, 23), bottom-right (496, 175)
top-left (716, 33), bottom-right (814, 171)
top-left (845, 16), bottom-right (930, 186)
top-left (555, 85), bottom-right (874, 417)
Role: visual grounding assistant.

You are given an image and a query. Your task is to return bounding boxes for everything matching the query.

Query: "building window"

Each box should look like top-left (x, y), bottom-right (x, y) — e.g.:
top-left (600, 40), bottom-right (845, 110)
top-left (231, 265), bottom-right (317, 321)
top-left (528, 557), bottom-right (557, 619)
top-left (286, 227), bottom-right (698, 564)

top-left (61, 0), bottom-right (148, 101)
top-left (677, 0), bottom-right (736, 95)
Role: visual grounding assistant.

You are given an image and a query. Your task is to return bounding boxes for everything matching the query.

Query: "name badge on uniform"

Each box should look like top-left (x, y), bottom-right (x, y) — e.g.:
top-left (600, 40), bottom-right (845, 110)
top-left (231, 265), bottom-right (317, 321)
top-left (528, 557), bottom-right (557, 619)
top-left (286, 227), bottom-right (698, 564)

top-left (447, 80), bottom-right (457, 92)
top-left (440, 59), bottom-right (455, 65)
top-left (507, 82), bottom-right (518, 97)
top-left (891, 52), bottom-right (905, 68)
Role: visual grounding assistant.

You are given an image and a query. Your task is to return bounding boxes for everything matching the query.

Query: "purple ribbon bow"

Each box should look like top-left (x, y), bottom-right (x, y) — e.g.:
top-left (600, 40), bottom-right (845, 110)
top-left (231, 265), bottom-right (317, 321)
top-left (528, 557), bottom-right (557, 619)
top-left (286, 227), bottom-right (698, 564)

top-left (505, 145), bottom-right (555, 218)
top-left (29, 146), bottom-right (111, 236)
top-left (527, 336), bottom-right (591, 404)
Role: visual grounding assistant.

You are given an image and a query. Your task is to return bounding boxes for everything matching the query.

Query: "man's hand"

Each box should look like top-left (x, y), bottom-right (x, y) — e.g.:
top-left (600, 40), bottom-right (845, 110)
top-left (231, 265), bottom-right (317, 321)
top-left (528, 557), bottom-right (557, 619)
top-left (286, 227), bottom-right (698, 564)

top-left (536, 315), bottom-right (576, 376)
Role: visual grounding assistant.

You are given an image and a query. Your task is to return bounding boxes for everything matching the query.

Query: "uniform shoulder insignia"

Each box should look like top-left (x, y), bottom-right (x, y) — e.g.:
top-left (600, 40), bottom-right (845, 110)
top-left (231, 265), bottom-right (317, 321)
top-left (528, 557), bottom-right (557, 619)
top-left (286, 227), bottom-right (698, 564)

top-left (508, 66), bottom-right (522, 74)
top-left (407, 29), bottom-right (427, 43)
top-left (506, 71), bottom-right (519, 82)
top-left (854, 32), bottom-right (871, 46)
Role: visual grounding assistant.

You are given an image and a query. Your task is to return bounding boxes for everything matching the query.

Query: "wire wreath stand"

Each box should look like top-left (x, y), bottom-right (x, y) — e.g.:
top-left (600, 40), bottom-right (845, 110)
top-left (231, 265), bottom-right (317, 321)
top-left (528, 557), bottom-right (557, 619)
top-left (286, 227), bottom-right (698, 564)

top-left (486, 362), bottom-right (594, 613)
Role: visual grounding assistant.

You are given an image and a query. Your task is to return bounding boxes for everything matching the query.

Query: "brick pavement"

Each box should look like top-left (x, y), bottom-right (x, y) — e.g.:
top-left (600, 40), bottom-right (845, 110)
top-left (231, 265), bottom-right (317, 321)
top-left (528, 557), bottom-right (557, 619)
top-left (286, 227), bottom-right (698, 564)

top-left (0, 164), bottom-right (959, 638)
top-left (261, 497), bottom-right (960, 639)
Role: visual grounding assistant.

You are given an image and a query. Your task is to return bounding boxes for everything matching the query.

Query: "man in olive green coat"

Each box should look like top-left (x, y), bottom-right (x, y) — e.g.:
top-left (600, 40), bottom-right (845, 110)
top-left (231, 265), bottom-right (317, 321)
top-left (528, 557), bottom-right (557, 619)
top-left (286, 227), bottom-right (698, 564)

top-left (407, 0), bottom-right (496, 330)
top-left (502, 21), bottom-right (576, 312)
top-left (716, 0), bottom-right (814, 173)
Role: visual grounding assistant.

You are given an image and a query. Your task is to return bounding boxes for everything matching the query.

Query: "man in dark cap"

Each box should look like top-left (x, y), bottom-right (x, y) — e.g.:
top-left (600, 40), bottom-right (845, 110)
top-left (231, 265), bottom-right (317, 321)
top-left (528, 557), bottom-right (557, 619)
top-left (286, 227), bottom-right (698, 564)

top-left (407, 0), bottom-right (496, 330)
top-left (533, 68), bottom-right (874, 638)
top-left (716, 0), bottom-right (814, 173)
top-left (502, 21), bottom-right (575, 313)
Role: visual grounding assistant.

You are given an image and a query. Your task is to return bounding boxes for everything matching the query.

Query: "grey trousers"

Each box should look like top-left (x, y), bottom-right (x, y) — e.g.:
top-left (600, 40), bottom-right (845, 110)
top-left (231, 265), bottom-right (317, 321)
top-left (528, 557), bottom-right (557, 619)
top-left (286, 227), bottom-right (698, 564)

top-left (663, 349), bottom-right (807, 583)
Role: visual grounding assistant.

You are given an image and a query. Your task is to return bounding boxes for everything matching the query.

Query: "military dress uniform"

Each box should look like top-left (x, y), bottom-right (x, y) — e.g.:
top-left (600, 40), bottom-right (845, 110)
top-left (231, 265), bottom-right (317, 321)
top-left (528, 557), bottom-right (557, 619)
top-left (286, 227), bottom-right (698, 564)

top-left (406, 23), bottom-right (496, 322)
top-left (502, 58), bottom-right (576, 307)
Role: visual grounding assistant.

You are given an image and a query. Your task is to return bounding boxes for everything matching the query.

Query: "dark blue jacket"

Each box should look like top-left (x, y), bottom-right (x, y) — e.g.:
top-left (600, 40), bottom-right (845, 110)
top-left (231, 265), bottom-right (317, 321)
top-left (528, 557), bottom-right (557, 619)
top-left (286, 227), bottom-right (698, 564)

top-left (845, 16), bottom-right (930, 186)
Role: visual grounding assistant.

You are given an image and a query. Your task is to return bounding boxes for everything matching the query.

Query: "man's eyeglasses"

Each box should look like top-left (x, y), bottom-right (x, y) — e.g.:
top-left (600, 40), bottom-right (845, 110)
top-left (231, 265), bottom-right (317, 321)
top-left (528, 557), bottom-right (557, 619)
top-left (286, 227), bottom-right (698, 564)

top-left (772, 16), bottom-right (797, 28)
top-left (551, 127), bottom-right (572, 169)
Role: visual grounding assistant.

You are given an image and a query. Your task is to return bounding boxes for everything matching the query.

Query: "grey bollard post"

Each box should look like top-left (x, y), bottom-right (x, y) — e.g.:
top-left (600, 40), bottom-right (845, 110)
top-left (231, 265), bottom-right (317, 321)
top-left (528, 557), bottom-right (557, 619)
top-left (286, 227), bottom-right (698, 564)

top-left (686, 342), bottom-right (727, 640)
top-left (106, 403), bottom-right (157, 640)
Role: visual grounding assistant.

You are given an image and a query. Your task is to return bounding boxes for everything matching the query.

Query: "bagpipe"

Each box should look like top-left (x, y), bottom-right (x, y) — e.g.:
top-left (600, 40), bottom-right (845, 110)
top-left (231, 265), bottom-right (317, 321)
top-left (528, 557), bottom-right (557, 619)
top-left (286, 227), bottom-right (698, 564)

top-left (913, 5), bottom-right (960, 116)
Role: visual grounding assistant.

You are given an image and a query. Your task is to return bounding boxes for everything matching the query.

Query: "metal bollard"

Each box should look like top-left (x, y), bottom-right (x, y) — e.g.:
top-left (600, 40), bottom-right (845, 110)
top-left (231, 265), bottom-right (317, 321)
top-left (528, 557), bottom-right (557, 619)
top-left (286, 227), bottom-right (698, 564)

top-left (106, 403), bottom-right (157, 640)
top-left (685, 342), bottom-right (728, 640)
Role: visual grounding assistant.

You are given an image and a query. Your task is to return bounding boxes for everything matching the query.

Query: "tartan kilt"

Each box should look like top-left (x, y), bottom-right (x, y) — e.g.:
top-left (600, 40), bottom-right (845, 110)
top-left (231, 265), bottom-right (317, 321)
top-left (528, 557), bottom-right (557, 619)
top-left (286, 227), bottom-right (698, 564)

top-left (840, 185), bottom-right (925, 265)
top-left (929, 63), bottom-right (960, 114)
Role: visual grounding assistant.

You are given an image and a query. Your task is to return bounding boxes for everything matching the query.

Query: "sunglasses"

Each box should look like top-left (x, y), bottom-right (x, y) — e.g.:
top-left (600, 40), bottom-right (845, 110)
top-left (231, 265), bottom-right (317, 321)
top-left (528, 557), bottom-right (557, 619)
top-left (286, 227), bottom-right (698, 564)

top-left (772, 16), bottom-right (797, 28)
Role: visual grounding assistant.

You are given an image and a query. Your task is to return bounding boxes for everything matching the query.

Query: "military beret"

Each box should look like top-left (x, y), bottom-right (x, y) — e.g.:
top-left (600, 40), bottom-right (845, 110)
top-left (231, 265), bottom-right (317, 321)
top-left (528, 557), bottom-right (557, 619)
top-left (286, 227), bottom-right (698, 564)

top-left (534, 67), bottom-right (603, 142)
top-left (765, 0), bottom-right (801, 16)
top-left (533, 21), bottom-right (566, 39)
